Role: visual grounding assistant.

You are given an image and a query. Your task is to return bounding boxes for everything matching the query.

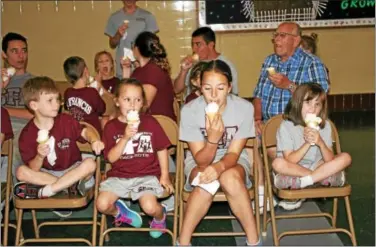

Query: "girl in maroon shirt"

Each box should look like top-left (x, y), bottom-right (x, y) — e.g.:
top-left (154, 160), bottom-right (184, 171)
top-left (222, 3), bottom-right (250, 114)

top-left (121, 32), bottom-right (176, 122)
top-left (94, 51), bottom-right (121, 94)
top-left (184, 61), bottom-right (207, 104)
top-left (63, 56), bottom-right (106, 135)
top-left (98, 78), bottom-right (173, 238)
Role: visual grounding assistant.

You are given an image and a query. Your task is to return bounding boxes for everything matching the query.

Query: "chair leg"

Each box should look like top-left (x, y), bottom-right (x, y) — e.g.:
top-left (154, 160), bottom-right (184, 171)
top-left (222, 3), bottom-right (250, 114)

top-left (3, 196), bottom-right (10, 246)
top-left (99, 214), bottom-right (109, 246)
top-left (267, 186), bottom-right (279, 246)
top-left (92, 204), bottom-right (98, 246)
top-left (262, 184), bottom-right (268, 236)
top-left (344, 196), bottom-right (357, 246)
top-left (332, 198), bottom-right (338, 228)
top-left (179, 200), bottom-right (185, 233)
top-left (15, 209), bottom-right (23, 246)
top-left (254, 189), bottom-right (260, 238)
top-left (172, 192), bottom-right (179, 245)
top-left (14, 209), bottom-right (24, 241)
top-left (31, 209), bottom-right (40, 238)
top-left (104, 215), bottom-right (110, 242)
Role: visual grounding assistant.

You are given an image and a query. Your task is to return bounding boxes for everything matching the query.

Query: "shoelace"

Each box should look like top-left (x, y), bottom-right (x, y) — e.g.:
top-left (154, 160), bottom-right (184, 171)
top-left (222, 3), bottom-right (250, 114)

top-left (150, 219), bottom-right (165, 229)
top-left (114, 215), bottom-right (132, 227)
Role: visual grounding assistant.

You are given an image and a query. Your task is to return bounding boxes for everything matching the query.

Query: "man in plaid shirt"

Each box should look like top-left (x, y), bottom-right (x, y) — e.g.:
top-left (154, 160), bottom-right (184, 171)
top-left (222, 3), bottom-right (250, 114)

top-left (253, 22), bottom-right (329, 135)
top-left (252, 22), bottom-right (329, 211)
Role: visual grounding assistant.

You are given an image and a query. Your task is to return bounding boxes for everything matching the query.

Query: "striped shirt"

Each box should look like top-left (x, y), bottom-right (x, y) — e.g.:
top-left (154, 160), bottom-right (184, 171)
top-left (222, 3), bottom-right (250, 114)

top-left (253, 48), bottom-right (329, 121)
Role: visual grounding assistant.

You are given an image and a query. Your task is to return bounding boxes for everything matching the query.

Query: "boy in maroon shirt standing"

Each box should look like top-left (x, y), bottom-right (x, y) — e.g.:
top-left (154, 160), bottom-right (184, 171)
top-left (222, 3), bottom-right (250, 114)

top-left (13, 76), bottom-right (104, 199)
top-left (63, 56), bottom-right (106, 135)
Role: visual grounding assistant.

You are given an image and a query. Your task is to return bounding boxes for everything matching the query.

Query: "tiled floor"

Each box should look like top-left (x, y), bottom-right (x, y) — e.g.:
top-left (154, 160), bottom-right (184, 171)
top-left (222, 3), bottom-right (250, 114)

top-left (4, 111), bottom-right (375, 246)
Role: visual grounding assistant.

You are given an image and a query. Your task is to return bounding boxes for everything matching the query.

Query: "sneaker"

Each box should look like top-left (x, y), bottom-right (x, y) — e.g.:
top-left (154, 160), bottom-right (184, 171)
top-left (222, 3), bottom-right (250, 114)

top-left (274, 174), bottom-right (301, 189)
top-left (13, 182), bottom-right (45, 199)
top-left (246, 238), bottom-right (263, 246)
top-left (252, 196), bottom-right (278, 214)
top-left (114, 199), bottom-right (142, 228)
top-left (149, 204), bottom-right (167, 238)
top-left (320, 171), bottom-right (345, 187)
top-left (278, 199), bottom-right (305, 211)
top-left (77, 180), bottom-right (87, 196)
top-left (52, 210), bottom-right (73, 218)
top-left (161, 195), bottom-right (175, 212)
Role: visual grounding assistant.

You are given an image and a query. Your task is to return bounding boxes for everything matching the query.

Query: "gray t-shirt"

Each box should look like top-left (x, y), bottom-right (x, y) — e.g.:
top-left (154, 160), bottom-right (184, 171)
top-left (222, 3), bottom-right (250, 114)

top-left (184, 54), bottom-right (238, 96)
top-left (2, 72), bottom-right (33, 109)
top-left (276, 120), bottom-right (332, 167)
top-left (179, 95), bottom-right (254, 163)
top-left (104, 7), bottom-right (159, 78)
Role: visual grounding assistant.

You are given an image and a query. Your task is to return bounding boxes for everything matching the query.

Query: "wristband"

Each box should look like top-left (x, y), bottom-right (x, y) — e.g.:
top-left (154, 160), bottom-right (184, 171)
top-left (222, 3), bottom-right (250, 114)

top-left (206, 138), bottom-right (219, 145)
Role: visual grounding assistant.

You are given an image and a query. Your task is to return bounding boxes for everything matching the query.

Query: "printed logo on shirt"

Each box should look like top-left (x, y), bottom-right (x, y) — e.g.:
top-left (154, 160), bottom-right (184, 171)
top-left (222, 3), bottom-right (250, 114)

top-left (57, 138), bottom-right (71, 150)
top-left (200, 126), bottom-right (238, 149)
top-left (67, 97), bottom-right (92, 114)
top-left (2, 87), bottom-right (24, 107)
top-left (114, 132), bottom-right (154, 159)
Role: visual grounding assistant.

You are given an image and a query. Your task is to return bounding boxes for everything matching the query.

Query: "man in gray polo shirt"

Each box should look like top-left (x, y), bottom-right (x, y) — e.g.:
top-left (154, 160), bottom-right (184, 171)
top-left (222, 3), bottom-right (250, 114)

top-left (173, 27), bottom-right (238, 97)
top-left (105, 0), bottom-right (158, 78)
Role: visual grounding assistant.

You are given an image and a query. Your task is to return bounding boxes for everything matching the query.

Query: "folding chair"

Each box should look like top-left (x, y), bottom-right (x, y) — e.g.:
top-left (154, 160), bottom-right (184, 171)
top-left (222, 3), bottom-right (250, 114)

top-left (13, 122), bottom-right (101, 246)
top-left (1, 138), bottom-right (18, 246)
top-left (179, 138), bottom-right (261, 238)
top-left (261, 114), bottom-right (357, 246)
top-left (173, 96), bottom-right (181, 124)
top-left (98, 115), bottom-right (181, 246)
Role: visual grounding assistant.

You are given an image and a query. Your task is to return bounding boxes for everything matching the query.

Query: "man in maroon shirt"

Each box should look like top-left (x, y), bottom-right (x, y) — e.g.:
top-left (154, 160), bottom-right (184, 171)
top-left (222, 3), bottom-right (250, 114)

top-left (63, 56), bottom-right (106, 135)
top-left (13, 76), bottom-right (104, 199)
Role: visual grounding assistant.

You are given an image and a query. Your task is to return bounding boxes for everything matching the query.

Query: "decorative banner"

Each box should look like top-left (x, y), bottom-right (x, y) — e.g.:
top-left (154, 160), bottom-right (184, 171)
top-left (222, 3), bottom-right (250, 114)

top-left (55, 0), bottom-right (58, 12)
top-left (72, 0), bottom-right (76, 12)
top-left (1, 1), bottom-right (4, 13)
top-left (109, 0), bottom-right (112, 11)
top-left (199, 0), bottom-right (375, 31)
top-left (19, 0), bottom-right (22, 14)
top-left (91, 0), bottom-right (94, 10)
top-left (37, 1), bottom-right (40, 12)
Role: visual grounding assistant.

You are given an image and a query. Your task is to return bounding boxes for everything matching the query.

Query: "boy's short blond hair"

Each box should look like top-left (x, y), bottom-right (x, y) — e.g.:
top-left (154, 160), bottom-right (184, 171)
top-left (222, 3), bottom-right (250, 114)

top-left (22, 76), bottom-right (60, 113)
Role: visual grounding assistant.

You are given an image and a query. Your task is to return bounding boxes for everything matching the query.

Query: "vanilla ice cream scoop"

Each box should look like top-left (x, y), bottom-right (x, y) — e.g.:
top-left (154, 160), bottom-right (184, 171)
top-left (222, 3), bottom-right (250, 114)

top-left (124, 20), bottom-right (129, 25)
top-left (192, 53), bottom-right (199, 62)
top-left (37, 129), bottom-right (50, 144)
top-left (126, 110), bottom-right (140, 128)
top-left (205, 102), bottom-right (219, 122)
top-left (267, 67), bottom-right (276, 75)
top-left (304, 113), bottom-right (322, 130)
top-left (2, 67), bottom-right (16, 82)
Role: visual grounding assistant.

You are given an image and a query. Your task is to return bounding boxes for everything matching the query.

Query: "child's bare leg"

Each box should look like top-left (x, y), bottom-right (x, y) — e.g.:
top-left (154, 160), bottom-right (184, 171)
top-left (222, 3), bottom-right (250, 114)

top-left (310, 153), bottom-right (351, 183)
top-left (139, 194), bottom-right (163, 220)
top-left (96, 191), bottom-right (120, 216)
top-left (220, 165), bottom-right (259, 244)
top-left (246, 148), bottom-right (264, 186)
top-left (16, 165), bottom-right (58, 185)
top-left (272, 157), bottom-right (312, 177)
top-left (179, 167), bottom-right (213, 245)
top-left (49, 158), bottom-right (96, 193)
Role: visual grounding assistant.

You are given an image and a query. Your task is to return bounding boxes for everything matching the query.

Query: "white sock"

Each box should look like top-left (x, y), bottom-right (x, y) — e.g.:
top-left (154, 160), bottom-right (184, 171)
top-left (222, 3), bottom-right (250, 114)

top-left (258, 186), bottom-right (265, 207)
top-left (300, 175), bottom-right (314, 188)
top-left (246, 238), bottom-right (261, 246)
top-left (41, 185), bottom-right (56, 198)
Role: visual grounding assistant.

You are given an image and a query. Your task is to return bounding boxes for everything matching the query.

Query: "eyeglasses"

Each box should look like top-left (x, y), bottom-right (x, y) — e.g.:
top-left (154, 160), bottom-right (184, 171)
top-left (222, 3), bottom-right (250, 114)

top-left (272, 32), bottom-right (299, 39)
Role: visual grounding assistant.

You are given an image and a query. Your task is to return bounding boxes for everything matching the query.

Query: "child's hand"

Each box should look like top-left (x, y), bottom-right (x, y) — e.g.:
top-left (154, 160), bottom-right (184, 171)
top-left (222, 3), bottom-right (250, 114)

top-left (308, 128), bottom-right (322, 146)
top-left (199, 165), bottom-right (220, 184)
top-left (124, 124), bottom-right (137, 141)
top-left (205, 114), bottom-right (224, 144)
top-left (160, 175), bottom-right (174, 194)
top-left (91, 140), bottom-right (104, 155)
top-left (37, 143), bottom-right (50, 158)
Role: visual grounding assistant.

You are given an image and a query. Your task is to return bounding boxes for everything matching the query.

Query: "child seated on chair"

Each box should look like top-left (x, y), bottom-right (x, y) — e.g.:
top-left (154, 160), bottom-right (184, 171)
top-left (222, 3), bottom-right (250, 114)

top-left (178, 60), bottom-right (260, 246)
top-left (96, 78), bottom-right (174, 239)
top-left (13, 76), bottom-right (104, 199)
top-left (272, 83), bottom-right (351, 205)
top-left (184, 61), bottom-right (207, 104)
top-left (63, 56), bottom-right (106, 135)
top-left (1, 107), bottom-right (13, 145)
top-left (94, 50), bottom-right (120, 94)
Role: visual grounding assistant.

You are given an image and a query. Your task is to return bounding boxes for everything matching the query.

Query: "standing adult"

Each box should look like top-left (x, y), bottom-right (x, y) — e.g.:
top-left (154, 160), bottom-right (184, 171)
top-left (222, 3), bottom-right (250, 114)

top-left (105, 0), bottom-right (158, 79)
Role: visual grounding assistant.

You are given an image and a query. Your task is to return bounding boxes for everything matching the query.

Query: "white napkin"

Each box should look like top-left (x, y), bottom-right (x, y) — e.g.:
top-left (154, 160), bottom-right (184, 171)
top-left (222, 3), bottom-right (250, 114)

top-left (123, 47), bottom-right (136, 62)
top-left (191, 172), bottom-right (220, 195)
top-left (46, 137), bottom-right (57, 166)
top-left (122, 31), bottom-right (128, 40)
top-left (89, 80), bottom-right (98, 89)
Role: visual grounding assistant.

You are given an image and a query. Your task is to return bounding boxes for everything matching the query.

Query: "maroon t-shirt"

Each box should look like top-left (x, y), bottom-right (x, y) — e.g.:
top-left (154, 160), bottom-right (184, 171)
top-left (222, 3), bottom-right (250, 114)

top-left (64, 87), bottom-right (105, 135)
top-left (19, 114), bottom-right (85, 171)
top-left (102, 114), bottom-right (171, 179)
top-left (102, 77), bottom-right (120, 93)
top-left (185, 91), bottom-right (200, 104)
top-left (1, 107), bottom-right (13, 141)
top-left (131, 61), bottom-right (176, 121)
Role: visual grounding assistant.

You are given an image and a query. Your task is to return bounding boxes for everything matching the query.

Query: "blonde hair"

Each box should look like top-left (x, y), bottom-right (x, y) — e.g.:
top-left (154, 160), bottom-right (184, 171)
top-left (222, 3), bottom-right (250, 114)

top-left (94, 50), bottom-right (115, 75)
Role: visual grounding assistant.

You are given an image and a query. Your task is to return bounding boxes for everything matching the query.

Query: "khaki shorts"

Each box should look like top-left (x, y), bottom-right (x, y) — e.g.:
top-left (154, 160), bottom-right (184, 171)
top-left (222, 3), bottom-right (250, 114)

top-left (99, 175), bottom-right (164, 201)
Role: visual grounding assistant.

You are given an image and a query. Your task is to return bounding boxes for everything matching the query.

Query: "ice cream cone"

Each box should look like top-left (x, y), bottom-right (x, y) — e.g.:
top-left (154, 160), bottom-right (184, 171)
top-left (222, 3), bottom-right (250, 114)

top-left (267, 67), bottom-right (276, 75)
top-left (37, 129), bottom-right (49, 144)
